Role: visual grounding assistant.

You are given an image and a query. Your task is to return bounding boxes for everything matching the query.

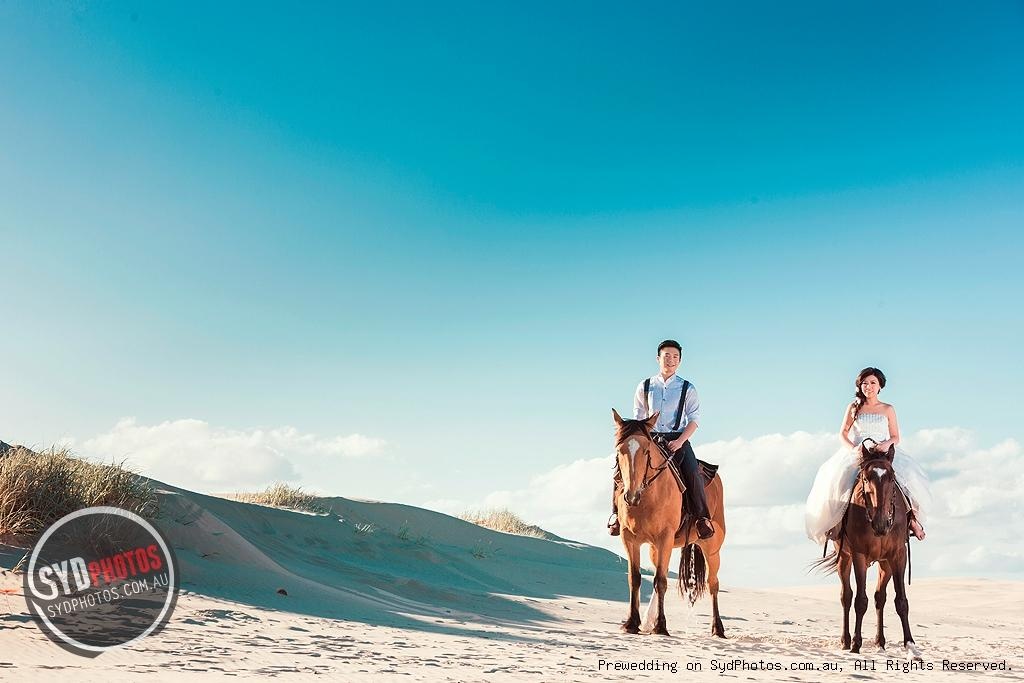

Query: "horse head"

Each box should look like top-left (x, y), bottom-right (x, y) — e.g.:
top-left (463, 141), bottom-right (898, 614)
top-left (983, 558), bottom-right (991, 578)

top-left (858, 441), bottom-right (897, 536)
top-left (612, 409), bottom-right (661, 506)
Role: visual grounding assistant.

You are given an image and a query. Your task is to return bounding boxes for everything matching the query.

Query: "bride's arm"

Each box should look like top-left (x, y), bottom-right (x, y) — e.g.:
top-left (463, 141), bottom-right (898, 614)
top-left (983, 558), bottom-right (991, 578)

top-left (840, 402), bottom-right (857, 448)
top-left (877, 405), bottom-right (901, 451)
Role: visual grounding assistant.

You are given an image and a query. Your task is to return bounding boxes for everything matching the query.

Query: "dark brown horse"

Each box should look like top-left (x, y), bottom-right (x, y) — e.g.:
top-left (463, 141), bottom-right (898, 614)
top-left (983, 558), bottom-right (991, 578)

top-left (816, 441), bottom-right (921, 659)
top-left (612, 409), bottom-right (726, 638)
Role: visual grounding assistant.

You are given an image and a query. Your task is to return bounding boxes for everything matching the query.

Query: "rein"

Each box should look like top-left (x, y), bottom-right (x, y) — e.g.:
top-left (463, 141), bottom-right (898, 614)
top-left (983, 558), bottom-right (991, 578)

top-left (859, 468), bottom-right (897, 534)
top-left (617, 432), bottom-right (671, 502)
top-left (821, 438), bottom-right (914, 586)
top-left (858, 439), bottom-right (897, 535)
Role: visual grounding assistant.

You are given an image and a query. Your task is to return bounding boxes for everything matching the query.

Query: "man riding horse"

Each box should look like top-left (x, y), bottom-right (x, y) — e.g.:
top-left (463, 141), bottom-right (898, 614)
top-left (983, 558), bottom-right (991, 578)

top-left (608, 339), bottom-right (715, 540)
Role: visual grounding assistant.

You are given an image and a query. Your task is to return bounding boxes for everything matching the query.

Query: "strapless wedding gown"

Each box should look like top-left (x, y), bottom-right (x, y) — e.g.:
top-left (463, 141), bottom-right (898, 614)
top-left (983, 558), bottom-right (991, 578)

top-left (805, 412), bottom-right (932, 544)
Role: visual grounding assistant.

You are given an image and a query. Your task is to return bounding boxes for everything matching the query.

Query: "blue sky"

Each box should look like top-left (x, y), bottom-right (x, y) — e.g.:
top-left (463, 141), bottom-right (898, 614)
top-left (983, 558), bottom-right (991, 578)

top-left (2, 2), bottom-right (1022, 583)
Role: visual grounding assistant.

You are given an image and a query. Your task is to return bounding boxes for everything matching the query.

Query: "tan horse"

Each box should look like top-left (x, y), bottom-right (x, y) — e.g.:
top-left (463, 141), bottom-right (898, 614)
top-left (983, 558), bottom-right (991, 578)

top-left (612, 409), bottom-right (726, 637)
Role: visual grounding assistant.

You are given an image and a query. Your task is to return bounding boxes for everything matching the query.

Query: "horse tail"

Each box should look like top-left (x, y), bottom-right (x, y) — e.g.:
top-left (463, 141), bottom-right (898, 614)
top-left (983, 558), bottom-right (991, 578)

top-left (810, 533), bottom-right (847, 575)
top-left (810, 503), bottom-right (851, 576)
top-left (677, 543), bottom-right (707, 605)
top-left (810, 548), bottom-right (842, 576)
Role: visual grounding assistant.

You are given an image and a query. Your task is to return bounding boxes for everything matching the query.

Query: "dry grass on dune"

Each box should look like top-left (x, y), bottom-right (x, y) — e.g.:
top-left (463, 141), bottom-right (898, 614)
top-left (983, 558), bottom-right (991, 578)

top-left (0, 444), bottom-right (158, 538)
top-left (227, 483), bottom-right (329, 514)
top-left (459, 508), bottom-right (549, 539)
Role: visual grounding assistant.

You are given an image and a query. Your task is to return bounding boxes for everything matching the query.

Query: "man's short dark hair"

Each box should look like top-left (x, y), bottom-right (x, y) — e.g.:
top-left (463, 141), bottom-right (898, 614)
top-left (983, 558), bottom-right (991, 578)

top-left (657, 339), bottom-right (682, 355)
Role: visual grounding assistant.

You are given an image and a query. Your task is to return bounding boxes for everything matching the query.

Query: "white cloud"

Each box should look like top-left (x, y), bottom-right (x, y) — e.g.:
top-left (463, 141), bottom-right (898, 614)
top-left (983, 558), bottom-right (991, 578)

top-left (925, 438), bottom-right (1022, 519)
top-left (725, 504), bottom-right (806, 547)
top-left (700, 431), bottom-right (839, 506)
top-left (421, 499), bottom-right (467, 516)
top-left (444, 428), bottom-right (1024, 585)
top-left (904, 427), bottom-right (975, 454)
top-left (474, 455), bottom-right (616, 546)
top-left (447, 432), bottom-right (841, 556)
top-left (963, 545), bottom-right (1024, 572)
top-left (74, 417), bottom-right (1022, 583)
top-left (80, 417), bottom-right (387, 492)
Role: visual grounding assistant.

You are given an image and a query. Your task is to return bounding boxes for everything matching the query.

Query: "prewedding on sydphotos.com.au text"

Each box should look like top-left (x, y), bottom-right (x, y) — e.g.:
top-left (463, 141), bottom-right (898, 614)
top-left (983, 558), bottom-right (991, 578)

top-left (2, 2), bottom-right (1021, 681)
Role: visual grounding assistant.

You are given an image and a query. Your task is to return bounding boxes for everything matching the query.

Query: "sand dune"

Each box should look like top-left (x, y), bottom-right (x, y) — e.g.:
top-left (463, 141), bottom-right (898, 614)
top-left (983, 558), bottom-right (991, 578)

top-left (2, 483), bottom-right (1021, 680)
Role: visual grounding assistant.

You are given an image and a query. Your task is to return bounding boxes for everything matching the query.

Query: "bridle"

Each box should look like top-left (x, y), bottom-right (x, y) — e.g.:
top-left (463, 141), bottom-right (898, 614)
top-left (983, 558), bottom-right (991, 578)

top-left (858, 439), bottom-right (896, 535)
top-left (617, 432), bottom-right (670, 504)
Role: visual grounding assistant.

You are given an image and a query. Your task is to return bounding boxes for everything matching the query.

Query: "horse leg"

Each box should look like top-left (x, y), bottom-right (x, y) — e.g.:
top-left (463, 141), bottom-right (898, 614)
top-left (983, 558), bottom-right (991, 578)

top-left (620, 534), bottom-right (642, 634)
top-left (875, 560), bottom-right (891, 649)
top-left (648, 537), bottom-right (671, 636)
top-left (706, 549), bottom-right (725, 638)
top-left (892, 558), bottom-right (921, 660)
top-left (850, 554), bottom-right (869, 654)
top-left (838, 552), bottom-right (853, 650)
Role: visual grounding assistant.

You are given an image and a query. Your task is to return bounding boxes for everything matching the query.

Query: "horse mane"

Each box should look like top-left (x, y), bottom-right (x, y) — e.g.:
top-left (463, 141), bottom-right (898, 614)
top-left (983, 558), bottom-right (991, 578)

top-left (615, 418), bottom-right (652, 443)
top-left (859, 442), bottom-right (894, 465)
top-left (859, 456), bottom-right (895, 471)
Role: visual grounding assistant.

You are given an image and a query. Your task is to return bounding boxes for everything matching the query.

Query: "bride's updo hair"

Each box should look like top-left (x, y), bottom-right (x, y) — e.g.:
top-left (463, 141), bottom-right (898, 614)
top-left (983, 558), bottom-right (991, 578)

top-left (851, 367), bottom-right (887, 418)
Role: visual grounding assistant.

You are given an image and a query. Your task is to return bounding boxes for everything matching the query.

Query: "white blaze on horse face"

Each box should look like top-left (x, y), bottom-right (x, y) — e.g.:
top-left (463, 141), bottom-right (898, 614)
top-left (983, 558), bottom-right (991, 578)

top-left (619, 438), bottom-right (641, 493)
top-left (872, 467), bottom-right (888, 479)
top-left (627, 438), bottom-right (641, 473)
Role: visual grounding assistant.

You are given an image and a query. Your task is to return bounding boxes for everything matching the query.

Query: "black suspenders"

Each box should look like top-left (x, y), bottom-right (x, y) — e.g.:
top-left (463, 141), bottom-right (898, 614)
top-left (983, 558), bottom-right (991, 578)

top-left (674, 380), bottom-right (691, 430)
top-left (643, 378), bottom-right (691, 431)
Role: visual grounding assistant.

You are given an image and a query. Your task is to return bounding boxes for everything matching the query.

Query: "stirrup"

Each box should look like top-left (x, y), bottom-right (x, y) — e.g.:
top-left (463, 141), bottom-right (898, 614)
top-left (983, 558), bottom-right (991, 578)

top-left (695, 517), bottom-right (714, 540)
top-left (607, 513), bottom-right (620, 536)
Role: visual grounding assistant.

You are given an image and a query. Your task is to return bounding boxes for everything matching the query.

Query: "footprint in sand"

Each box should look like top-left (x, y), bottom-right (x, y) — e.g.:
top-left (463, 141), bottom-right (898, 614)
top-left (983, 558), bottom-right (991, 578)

top-left (193, 609), bottom-right (261, 623)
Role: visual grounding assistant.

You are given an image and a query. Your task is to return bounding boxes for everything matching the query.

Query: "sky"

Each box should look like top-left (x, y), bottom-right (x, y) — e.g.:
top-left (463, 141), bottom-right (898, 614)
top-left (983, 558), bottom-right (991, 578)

top-left (2, 2), bottom-right (1022, 586)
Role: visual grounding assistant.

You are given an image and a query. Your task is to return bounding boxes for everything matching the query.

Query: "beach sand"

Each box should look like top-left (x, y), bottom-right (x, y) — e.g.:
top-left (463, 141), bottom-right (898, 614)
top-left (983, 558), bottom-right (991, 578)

top-left (1, 484), bottom-right (1020, 681)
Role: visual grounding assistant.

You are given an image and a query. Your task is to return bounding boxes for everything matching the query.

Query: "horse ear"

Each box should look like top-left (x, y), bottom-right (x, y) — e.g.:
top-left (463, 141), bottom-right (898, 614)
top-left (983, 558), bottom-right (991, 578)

top-left (860, 443), bottom-right (871, 462)
top-left (886, 444), bottom-right (895, 461)
top-left (612, 408), bottom-right (624, 424)
top-left (645, 412), bottom-right (660, 429)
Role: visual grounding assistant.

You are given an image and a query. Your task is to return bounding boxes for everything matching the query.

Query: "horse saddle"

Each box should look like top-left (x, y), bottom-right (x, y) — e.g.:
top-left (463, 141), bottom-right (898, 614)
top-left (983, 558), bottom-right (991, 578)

top-left (668, 459), bottom-right (718, 491)
top-left (651, 440), bottom-right (718, 491)
top-left (697, 460), bottom-right (719, 486)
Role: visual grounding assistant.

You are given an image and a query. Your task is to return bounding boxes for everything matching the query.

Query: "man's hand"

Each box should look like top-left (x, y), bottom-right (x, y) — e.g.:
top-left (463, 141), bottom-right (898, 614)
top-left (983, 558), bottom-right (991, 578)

top-left (668, 436), bottom-right (687, 452)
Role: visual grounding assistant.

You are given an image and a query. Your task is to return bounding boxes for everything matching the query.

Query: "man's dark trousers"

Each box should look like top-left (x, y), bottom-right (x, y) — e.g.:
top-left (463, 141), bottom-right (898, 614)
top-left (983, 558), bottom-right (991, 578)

top-left (653, 432), bottom-right (710, 520)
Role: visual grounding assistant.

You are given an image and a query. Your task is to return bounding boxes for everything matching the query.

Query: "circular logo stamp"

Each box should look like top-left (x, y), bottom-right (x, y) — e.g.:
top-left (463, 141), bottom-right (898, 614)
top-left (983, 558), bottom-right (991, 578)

top-left (22, 506), bottom-right (179, 657)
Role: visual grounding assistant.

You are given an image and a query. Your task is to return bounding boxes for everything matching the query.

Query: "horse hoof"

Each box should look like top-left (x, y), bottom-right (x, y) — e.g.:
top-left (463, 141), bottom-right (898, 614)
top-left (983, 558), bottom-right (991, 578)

top-left (654, 627), bottom-right (670, 636)
top-left (620, 622), bottom-right (640, 634)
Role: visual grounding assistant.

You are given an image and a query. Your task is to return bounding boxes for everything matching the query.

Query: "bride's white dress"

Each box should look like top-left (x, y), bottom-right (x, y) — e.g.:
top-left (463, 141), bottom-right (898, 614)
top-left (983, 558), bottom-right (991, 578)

top-left (805, 412), bottom-right (932, 544)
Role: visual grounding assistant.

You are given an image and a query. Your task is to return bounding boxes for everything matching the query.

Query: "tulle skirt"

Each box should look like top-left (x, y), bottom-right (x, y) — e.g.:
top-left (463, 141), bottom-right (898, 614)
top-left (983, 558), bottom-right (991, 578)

top-left (805, 445), bottom-right (932, 544)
